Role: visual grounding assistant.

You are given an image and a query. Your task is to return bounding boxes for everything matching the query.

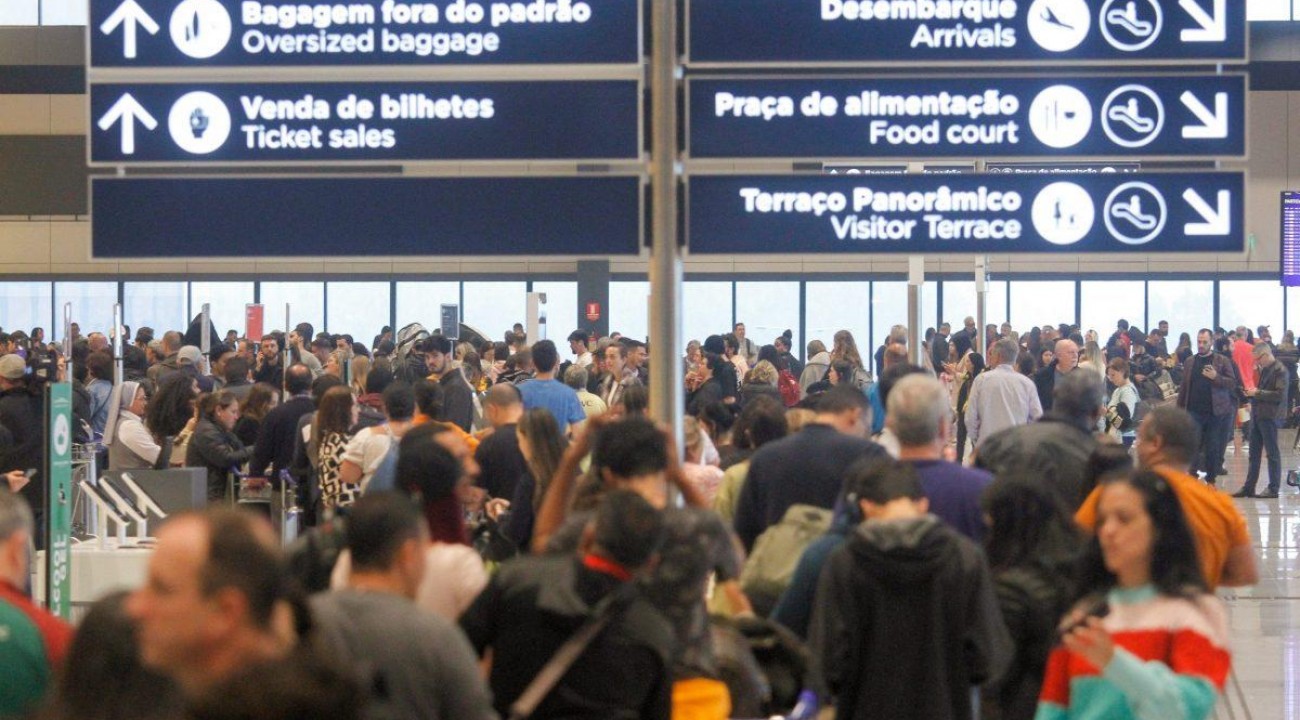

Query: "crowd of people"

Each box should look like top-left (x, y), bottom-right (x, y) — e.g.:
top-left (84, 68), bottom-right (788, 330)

top-left (0, 309), bottom-right (1276, 719)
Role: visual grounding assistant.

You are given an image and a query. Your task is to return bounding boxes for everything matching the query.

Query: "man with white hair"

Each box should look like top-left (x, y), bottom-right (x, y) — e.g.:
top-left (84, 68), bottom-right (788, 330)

top-left (890, 374), bottom-right (993, 542)
top-left (1033, 338), bottom-right (1080, 413)
top-left (965, 338), bottom-right (1042, 450)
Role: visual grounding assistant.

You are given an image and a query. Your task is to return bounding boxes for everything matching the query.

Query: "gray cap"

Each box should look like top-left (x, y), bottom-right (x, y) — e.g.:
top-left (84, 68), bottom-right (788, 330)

top-left (177, 346), bottom-right (202, 365)
top-left (0, 354), bottom-right (25, 380)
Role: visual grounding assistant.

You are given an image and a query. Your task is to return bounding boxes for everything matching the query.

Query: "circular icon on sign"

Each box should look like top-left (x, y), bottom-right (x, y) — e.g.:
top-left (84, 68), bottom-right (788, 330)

top-left (1101, 84), bottom-right (1165, 148)
top-left (1100, 0), bottom-right (1162, 52)
top-left (1028, 85), bottom-right (1093, 149)
top-left (170, 0), bottom-right (232, 59)
top-left (1032, 182), bottom-right (1095, 246)
top-left (1028, 0), bottom-right (1091, 53)
top-left (53, 415), bottom-right (69, 456)
top-left (1104, 181), bottom-right (1167, 245)
top-left (168, 91), bottom-right (230, 155)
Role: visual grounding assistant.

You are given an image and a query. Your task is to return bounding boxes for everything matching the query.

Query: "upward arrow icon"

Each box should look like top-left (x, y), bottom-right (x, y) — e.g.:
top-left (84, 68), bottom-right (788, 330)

top-left (100, 0), bottom-right (159, 60)
top-left (97, 94), bottom-right (157, 155)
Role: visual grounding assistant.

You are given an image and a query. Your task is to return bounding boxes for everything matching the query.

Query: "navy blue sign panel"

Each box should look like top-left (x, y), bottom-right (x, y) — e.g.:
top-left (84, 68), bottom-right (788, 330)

top-left (1282, 191), bottom-right (1300, 286)
top-left (92, 176), bottom-right (642, 257)
top-left (687, 0), bottom-right (1246, 65)
top-left (688, 75), bottom-right (1245, 160)
top-left (90, 0), bottom-right (639, 67)
top-left (89, 80), bottom-right (639, 164)
top-left (688, 173), bottom-right (1243, 254)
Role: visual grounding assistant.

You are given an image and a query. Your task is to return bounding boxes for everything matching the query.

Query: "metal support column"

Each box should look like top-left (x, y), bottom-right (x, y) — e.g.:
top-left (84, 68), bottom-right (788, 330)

top-left (907, 257), bottom-right (924, 367)
top-left (647, 0), bottom-right (682, 435)
top-left (975, 257), bottom-right (988, 355)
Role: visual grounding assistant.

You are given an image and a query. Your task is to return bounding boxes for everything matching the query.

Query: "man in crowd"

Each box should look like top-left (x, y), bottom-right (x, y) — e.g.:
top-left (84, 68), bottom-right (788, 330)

top-left (1077, 406), bottom-right (1257, 589)
top-left (568, 330), bottom-right (593, 368)
top-left (1236, 342), bottom-right (1289, 498)
top-left (474, 383), bottom-right (528, 503)
top-left (564, 365), bottom-right (607, 421)
top-left (0, 493), bottom-right (72, 717)
top-left (127, 509), bottom-right (298, 699)
top-left (809, 460), bottom-right (1010, 720)
top-left (929, 322), bottom-right (951, 375)
top-left (0, 355), bottom-right (46, 534)
top-left (222, 357), bottom-right (254, 402)
top-left (890, 374), bottom-right (993, 541)
top-left (311, 492), bottom-right (496, 719)
top-left (250, 363), bottom-right (315, 485)
top-left (1033, 338), bottom-right (1079, 413)
top-left (951, 316), bottom-right (977, 358)
top-left (1177, 329), bottom-right (1238, 486)
top-left (461, 490), bottom-right (675, 720)
top-left (734, 385), bottom-right (886, 551)
top-left (422, 336), bottom-right (474, 432)
top-left (146, 330), bottom-right (183, 384)
top-left (518, 339), bottom-right (586, 436)
top-left (623, 338), bottom-right (650, 386)
top-left (976, 370), bottom-right (1105, 511)
top-left (965, 338), bottom-right (1042, 449)
top-left (254, 333), bottom-right (283, 388)
top-left (1232, 325), bottom-right (1258, 394)
top-left (598, 342), bottom-right (638, 408)
top-left (734, 322), bottom-right (758, 366)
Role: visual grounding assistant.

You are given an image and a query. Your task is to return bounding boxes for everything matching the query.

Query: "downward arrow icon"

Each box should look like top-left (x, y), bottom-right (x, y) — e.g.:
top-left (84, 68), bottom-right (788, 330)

top-left (1180, 91), bottom-right (1228, 139)
top-left (100, 0), bottom-right (159, 59)
top-left (1180, 0), bottom-right (1225, 43)
top-left (1183, 189), bottom-right (1231, 236)
top-left (97, 94), bottom-right (158, 155)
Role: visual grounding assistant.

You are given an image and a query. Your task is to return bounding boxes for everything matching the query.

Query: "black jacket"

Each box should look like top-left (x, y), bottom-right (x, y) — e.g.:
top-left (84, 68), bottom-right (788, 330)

top-left (1031, 361), bottom-right (1061, 413)
top-left (459, 555), bottom-right (675, 720)
top-left (975, 414), bottom-right (1098, 512)
top-left (250, 394), bottom-right (315, 480)
top-left (734, 424), bottom-right (886, 551)
top-left (474, 424), bottom-right (527, 502)
top-left (931, 333), bottom-right (951, 373)
top-left (810, 517), bottom-right (1011, 720)
top-left (1252, 360), bottom-right (1290, 421)
top-left (982, 564), bottom-right (1075, 720)
top-left (186, 417), bottom-right (253, 501)
top-left (439, 371), bottom-right (475, 432)
top-left (0, 385), bottom-right (46, 510)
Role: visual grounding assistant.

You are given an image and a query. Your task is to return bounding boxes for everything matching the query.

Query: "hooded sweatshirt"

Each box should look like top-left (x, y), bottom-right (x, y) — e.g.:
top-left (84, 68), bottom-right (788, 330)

top-left (800, 351), bottom-right (832, 397)
top-left (810, 516), bottom-right (1011, 720)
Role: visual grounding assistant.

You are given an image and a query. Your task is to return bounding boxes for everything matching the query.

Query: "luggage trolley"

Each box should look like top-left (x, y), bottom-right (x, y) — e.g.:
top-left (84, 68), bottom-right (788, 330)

top-left (228, 469), bottom-right (302, 546)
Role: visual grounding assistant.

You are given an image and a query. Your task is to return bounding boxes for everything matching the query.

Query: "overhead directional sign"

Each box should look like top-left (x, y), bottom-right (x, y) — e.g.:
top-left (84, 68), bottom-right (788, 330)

top-left (90, 0), bottom-right (640, 67)
top-left (89, 80), bottom-right (639, 163)
top-left (688, 75), bottom-right (1245, 160)
top-left (91, 175), bottom-right (643, 257)
top-left (687, 0), bottom-right (1246, 66)
top-left (687, 172), bottom-right (1244, 254)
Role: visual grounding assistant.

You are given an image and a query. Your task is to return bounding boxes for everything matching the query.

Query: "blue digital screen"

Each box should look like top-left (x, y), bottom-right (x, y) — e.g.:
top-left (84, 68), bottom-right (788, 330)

top-left (688, 172), bottom-right (1244, 254)
top-left (1282, 191), bottom-right (1300, 286)
top-left (688, 75), bottom-right (1245, 160)
top-left (92, 176), bottom-right (643, 257)
top-left (90, 0), bottom-right (640, 67)
top-left (688, 0), bottom-right (1247, 65)
top-left (90, 80), bottom-right (640, 163)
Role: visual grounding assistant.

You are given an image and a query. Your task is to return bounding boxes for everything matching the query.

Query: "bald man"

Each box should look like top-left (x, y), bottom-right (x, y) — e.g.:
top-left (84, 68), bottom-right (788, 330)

top-left (1033, 338), bottom-right (1079, 413)
top-left (474, 383), bottom-right (528, 503)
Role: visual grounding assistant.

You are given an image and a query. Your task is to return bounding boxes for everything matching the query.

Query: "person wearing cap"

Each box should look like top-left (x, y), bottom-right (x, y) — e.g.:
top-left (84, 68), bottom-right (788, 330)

top-left (423, 336), bottom-right (475, 433)
top-left (0, 355), bottom-right (47, 533)
top-left (1235, 342), bottom-right (1289, 498)
top-left (175, 346), bottom-right (214, 393)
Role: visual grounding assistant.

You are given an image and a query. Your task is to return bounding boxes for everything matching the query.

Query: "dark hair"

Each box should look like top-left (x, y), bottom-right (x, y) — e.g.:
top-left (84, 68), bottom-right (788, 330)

top-left (198, 389), bottom-right (239, 425)
top-left (145, 373), bottom-right (197, 440)
top-left (981, 476), bottom-right (1082, 573)
top-left (198, 510), bottom-right (286, 629)
top-left (313, 386), bottom-right (354, 445)
top-left (310, 374), bottom-right (344, 403)
top-left (364, 364), bottom-right (394, 395)
top-left (395, 423), bottom-right (466, 545)
top-left (593, 417), bottom-right (667, 479)
top-left (186, 647), bottom-right (361, 720)
top-left (1074, 470), bottom-right (1208, 603)
top-left (240, 383), bottom-right (278, 422)
top-left (1052, 370), bottom-right (1105, 421)
top-left (878, 363), bottom-right (927, 409)
top-left (828, 359), bottom-right (855, 386)
top-left (47, 591), bottom-right (184, 720)
top-left (734, 395), bottom-right (788, 451)
top-left (1139, 405), bottom-right (1199, 465)
top-left (592, 490), bottom-right (664, 569)
top-left (413, 379), bottom-right (443, 419)
top-left (757, 344), bottom-right (782, 369)
top-left (224, 356), bottom-right (250, 384)
top-left (567, 330), bottom-right (587, 344)
top-left (284, 363), bottom-right (313, 396)
top-left (845, 458), bottom-right (925, 505)
top-left (702, 335), bottom-right (726, 356)
top-left (620, 384), bottom-right (649, 416)
top-left (1080, 443), bottom-right (1135, 500)
top-left (531, 339), bottom-right (559, 373)
top-left (697, 401), bottom-right (738, 437)
top-left (382, 382), bottom-right (416, 422)
top-left (816, 384), bottom-right (869, 416)
top-left (86, 350), bottom-right (113, 381)
top-left (294, 322), bottom-right (315, 341)
top-left (518, 408), bottom-right (566, 510)
top-left (346, 493), bottom-right (424, 573)
top-left (967, 352), bottom-right (986, 376)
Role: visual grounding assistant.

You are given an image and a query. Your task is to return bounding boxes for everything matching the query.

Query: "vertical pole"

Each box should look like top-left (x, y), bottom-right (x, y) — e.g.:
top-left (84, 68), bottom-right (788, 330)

top-left (975, 257), bottom-right (988, 355)
top-left (112, 303), bottom-right (124, 387)
top-left (647, 0), bottom-right (682, 437)
top-left (907, 257), bottom-right (924, 367)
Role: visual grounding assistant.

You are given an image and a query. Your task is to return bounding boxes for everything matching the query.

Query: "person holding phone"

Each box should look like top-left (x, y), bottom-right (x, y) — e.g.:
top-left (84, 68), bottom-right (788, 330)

top-left (1036, 470), bottom-right (1230, 720)
top-left (1176, 329), bottom-right (1238, 486)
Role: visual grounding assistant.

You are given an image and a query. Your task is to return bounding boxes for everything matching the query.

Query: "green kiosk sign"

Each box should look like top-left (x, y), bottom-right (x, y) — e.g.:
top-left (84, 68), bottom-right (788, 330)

top-left (45, 382), bottom-right (72, 621)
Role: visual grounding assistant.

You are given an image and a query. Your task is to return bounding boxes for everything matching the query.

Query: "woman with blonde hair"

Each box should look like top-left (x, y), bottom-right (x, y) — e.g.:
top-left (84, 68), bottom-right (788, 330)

top-left (1079, 340), bottom-right (1107, 379)
top-left (831, 328), bottom-right (865, 370)
top-left (349, 354), bottom-right (370, 396)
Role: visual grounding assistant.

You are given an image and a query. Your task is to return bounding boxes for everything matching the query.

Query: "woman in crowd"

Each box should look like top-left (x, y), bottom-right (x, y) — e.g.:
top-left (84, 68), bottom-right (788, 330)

top-left (186, 390), bottom-right (254, 502)
top-left (684, 339), bottom-right (703, 375)
top-left (502, 408), bottom-right (567, 550)
top-left (688, 353), bottom-right (726, 417)
top-left (1036, 470), bottom-right (1230, 720)
top-left (234, 382), bottom-right (277, 448)
top-left (712, 395), bottom-right (788, 524)
top-left (1175, 332), bottom-right (1194, 365)
top-left (348, 354), bottom-right (370, 397)
top-left (954, 351), bottom-right (985, 464)
top-left (1105, 358), bottom-right (1140, 447)
top-left (801, 339), bottom-right (831, 397)
top-left (313, 385), bottom-right (358, 513)
top-left (698, 401), bottom-right (739, 468)
top-left (1079, 340), bottom-right (1106, 378)
top-left (681, 416), bottom-right (725, 506)
top-left (979, 477), bottom-right (1081, 720)
top-left (105, 381), bottom-right (162, 471)
top-left (831, 329), bottom-right (868, 385)
top-left (740, 360), bottom-right (782, 407)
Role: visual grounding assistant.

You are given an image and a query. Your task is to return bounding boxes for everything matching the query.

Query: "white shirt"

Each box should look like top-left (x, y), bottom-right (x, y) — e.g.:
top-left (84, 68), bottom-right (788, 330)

top-left (109, 411), bottom-right (161, 469)
top-left (575, 351), bottom-right (593, 368)
top-left (331, 543), bottom-right (488, 621)
top-left (965, 364), bottom-right (1043, 448)
top-left (343, 425), bottom-right (393, 492)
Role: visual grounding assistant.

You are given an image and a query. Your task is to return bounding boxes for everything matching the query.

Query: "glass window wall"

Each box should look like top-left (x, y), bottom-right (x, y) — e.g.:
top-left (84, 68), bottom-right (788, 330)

top-left (1080, 281), bottom-right (1146, 338)
top-left (0, 282), bottom-right (52, 342)
top-left (1219, 281), bottom-right (1284, 337)
top-left (394, 282), bottom-right (460, 336)
top-left (609, 281), bottom-right (649, 343)
top-left (683, 281), bottom-right (734, 349)
top-left (736, 281), bottom-right (800, 361)
top-left (804, 281), bottom-right (869, 364)
top-left (327, 282), bottom-right (391, 343)
top-left (53, 282), bottom-right (116, 341)
top-left (258, 282), bottom-right (325, 337)
top-left (124, 282), bottom-right (188, 338)
top-left (189, 282), bottom-right (255, 340)
top-left (531, 281), bottom-right (578, 344)
top-left (1009, 281), bottom-right (1076, 329)
top-left (1147, 280), bottom-right (1213, 344)
top-left (462, 282), bottom-right (526, 342)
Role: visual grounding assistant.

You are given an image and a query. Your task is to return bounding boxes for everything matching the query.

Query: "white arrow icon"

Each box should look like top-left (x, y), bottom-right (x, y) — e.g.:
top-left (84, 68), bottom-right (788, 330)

top-left (1180, 0), bottom-right (1225, 43)
top-left (1183, 188), bottom-right (1231, 236)
top-left (97, 94), bottom-right (157, 155)
top-left (1180, 91), bottom-right (1228, 139)
top-left (100, 0), bottom-right (159, 59)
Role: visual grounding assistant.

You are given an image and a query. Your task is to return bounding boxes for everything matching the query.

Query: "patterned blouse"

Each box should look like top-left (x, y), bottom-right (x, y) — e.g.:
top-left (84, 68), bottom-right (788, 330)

top-left (318, 431), bottom-right (356, 510)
